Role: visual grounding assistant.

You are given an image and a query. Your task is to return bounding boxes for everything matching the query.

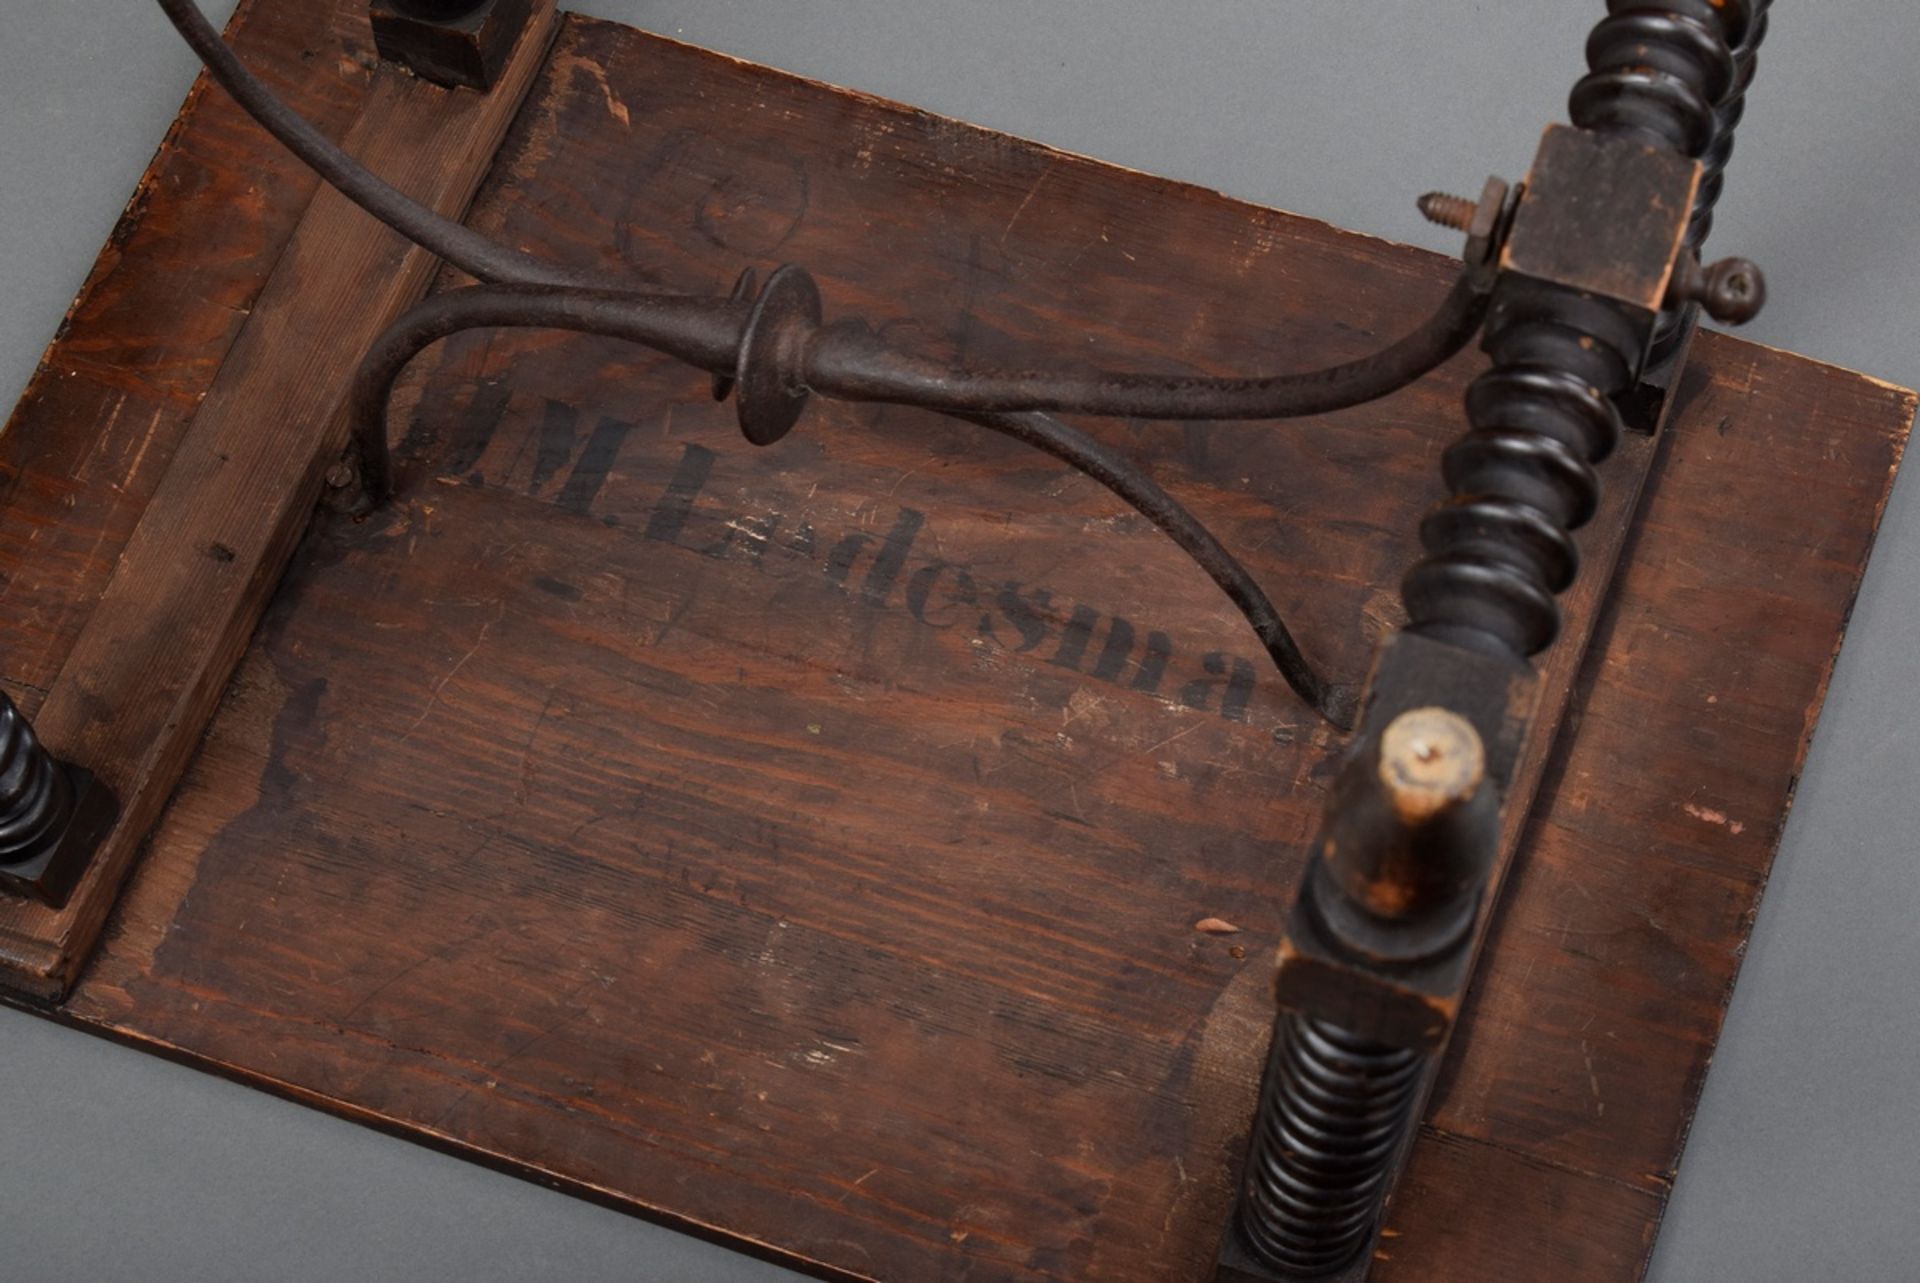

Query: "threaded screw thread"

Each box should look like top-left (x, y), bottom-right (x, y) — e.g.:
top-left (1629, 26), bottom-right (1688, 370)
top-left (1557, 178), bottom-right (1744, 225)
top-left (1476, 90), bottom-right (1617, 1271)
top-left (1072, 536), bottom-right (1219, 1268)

top-left (1416, 191), bottom-right (1477, 232)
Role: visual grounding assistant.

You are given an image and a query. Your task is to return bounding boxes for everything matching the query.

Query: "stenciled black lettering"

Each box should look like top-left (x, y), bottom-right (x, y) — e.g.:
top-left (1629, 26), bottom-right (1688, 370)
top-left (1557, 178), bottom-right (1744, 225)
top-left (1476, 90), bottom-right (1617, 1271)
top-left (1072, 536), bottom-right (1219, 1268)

top-left (727, 514), bottom-right (779, 569)
top-left (1130, 629), bottom-right (1174, 694)
top-left (1048, 604), bottom-right (1103, 672)
top-left (433, 378), bottom-right (513, 480)
top-left (906, 561), bottom-right (978, 629)
top-left (643, 443), bottom-right (719, 548)
top-left (1090, 616), bottom-right (1136, 683)
top-left (691, 513), bottom-right (782, 567)
top-left (556, 415), bottom-right (635, 514)
top-left (640, 447), bottom-right (804, 571)
top-left (825, 532), bottom-right (876, 585)
top-left (532, 399), bottom-right (577, 492)
top-left (980, 582), bottom-right (1053, 653)
top-left (633, 435), bottom-right (1268, 722)
top-left (861, 508), bottom-right (927, 606)
top-left (1178, 651), bottom-right (1258, 722)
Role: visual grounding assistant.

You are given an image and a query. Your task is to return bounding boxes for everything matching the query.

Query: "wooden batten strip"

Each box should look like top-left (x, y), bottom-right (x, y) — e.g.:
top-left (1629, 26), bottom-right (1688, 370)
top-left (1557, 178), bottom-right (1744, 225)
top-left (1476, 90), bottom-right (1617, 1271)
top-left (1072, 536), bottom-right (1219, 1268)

top-left (0, 1), bottom-right (560, 999)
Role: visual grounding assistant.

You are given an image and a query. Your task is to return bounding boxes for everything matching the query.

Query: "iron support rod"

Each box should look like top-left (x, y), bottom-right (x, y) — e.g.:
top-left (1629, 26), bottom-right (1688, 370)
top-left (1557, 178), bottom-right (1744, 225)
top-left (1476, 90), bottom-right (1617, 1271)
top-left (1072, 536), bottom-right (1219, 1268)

top-left (349, 287), bottom-right (1350, 724)
top-left (160, 0), bottom-right (1484, 430)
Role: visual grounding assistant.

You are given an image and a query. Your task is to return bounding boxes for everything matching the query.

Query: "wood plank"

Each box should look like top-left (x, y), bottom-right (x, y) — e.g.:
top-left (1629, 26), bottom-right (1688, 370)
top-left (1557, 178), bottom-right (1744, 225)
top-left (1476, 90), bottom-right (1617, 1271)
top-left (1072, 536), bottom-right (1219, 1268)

top-left (0, 0), bottom-right (378, 714)
top-left (0, 0), bottom-right (560, 998)
top-left (0, 9), bottom-right (1906, 1282)
top-left (1377, 1125), bottom-right (1666, 1280)
top-left (1410, 336), bottom-right (1914, 1194)
top-left (58, 18), bottom-right (1644, 1282)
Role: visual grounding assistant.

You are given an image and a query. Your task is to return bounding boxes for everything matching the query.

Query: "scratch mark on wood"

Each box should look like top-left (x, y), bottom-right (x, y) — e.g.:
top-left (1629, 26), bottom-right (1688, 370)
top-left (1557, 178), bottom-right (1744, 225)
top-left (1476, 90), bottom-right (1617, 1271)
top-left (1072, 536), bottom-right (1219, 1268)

top-left (999, 165), bottom-right (1054, 249)
top-left (402, 604), bottom-right (503, 741)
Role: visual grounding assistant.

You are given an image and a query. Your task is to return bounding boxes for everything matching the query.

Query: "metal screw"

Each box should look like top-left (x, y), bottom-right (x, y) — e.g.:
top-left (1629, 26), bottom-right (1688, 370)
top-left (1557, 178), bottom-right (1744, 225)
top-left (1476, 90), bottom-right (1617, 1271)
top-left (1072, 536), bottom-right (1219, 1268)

top-left (1420, 178), bottom-right (1513, 285)
top-left (324, 461), bottom-right (357, 490)
top-left (1668, 252), bottom-right (1769, 325)
top-left (1417, 191), bottom-right (1479, 232)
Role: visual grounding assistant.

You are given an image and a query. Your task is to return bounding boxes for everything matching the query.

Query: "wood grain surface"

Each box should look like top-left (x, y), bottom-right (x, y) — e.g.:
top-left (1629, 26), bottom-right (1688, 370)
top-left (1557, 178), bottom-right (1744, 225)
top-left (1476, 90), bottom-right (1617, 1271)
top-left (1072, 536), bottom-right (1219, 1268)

top-left (0, 0), bottom-right (371, 711)
top-left (0, 0), bottom-right (558, 997)
top-left (0, 8), bottom-right (1908, 1282)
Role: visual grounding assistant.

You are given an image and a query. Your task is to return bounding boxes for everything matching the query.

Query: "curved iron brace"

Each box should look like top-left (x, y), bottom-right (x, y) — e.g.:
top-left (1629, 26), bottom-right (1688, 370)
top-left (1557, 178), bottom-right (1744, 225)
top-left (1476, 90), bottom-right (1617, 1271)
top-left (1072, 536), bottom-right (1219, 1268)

top-left (809, 273), bottom-right (1487, 421)
top-left (349, 285), bottom-right (1354, 727)
top-left (159, 0), bottom-right (1479, 728)
top-left (159, 0), bottom-right (1486, 424)
top-left (348, 287), bottom-right (749, 501)
top-left (156, 0), bottom-right (588, 288)
top-left (958, 411), bottom-right (1352, 727)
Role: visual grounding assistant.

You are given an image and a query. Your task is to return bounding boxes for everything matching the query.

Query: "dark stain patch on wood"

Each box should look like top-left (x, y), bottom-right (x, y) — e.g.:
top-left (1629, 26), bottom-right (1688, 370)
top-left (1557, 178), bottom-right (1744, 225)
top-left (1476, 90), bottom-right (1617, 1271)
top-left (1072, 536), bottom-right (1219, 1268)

top-left (0, 8), bottom-right (1909, 1283)
top-left (532, 575), bottom-right (583, 601)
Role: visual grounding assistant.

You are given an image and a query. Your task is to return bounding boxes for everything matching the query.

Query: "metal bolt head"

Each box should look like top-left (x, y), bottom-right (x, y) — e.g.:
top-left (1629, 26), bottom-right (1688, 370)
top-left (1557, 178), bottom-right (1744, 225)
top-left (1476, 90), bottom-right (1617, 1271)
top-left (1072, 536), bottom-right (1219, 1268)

top-left (1668, 253), bottom-right (1769, 326)
top-left (1699, 256), bottom-right (1768, 325)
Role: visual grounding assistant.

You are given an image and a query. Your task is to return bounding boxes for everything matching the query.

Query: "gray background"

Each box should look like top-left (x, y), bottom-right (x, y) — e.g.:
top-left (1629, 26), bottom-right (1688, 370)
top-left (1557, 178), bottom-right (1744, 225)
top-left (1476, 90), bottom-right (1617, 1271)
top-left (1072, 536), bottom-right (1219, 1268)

top-left (3, 1), bottom-right (1917, 1279)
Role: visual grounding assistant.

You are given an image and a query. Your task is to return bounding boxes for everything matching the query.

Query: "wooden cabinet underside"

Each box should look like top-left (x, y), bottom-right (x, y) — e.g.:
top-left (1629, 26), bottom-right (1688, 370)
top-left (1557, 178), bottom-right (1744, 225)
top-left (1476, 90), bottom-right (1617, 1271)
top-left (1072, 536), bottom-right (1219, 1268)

top-left (1, 4), bottom-right (1910, 1280)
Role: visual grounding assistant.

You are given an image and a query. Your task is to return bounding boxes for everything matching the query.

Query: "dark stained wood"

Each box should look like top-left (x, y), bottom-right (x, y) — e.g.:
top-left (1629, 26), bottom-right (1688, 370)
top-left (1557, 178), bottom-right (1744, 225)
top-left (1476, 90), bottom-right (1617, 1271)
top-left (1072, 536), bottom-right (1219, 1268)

top-left (1364, 333), bottom-right (1913, 1278)
top-left (0, 0), bottom-right (561, 998)
top-left (0, 10), bottom-right (1907, 1283)
top-left (0, 0), bottom-right (378, 714)
top-left (1408, 337), bottom-right (1914, 1201)
top-left (62, 24), bottom-right (1605, 1280)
